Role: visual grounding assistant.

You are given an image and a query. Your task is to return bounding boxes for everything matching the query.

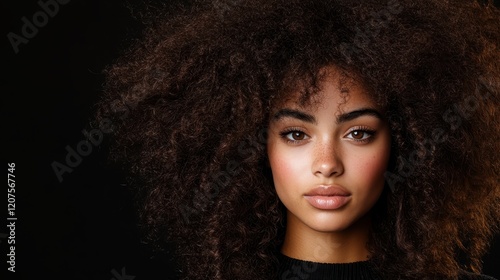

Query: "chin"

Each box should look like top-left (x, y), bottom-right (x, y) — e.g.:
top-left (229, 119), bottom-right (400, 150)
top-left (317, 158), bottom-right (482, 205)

top-left (307, 211), bottom-right (371, 233)
top-left (306, 216), bottom-right (357, 233)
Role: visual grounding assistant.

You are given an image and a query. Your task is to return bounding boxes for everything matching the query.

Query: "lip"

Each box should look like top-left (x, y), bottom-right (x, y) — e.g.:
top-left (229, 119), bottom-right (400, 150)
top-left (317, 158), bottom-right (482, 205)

top-left (304, 185), bottom-right (351, 210)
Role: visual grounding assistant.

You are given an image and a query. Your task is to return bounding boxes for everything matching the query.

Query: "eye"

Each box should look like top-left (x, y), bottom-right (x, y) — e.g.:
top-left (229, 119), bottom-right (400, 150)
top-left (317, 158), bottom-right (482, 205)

top-left (345, 128), bottom-right (375, 142)
top-left (287, 131), bottom-right (306, 140)
top-left (350, 130), bottom-right (368, 139)
top-left (279, 129), bottom-right (310, 143)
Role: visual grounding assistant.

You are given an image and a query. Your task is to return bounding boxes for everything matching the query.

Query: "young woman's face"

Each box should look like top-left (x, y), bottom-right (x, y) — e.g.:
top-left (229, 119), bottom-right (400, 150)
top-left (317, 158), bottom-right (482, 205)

top-left (267, 72), bottom-right (391, 233)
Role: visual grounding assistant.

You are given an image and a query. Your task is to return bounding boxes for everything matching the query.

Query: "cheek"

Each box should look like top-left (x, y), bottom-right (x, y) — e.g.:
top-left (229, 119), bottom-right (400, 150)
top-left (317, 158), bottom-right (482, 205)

top-left (361, 155), bottom-right (388, 179)
top-left (268, 147), bottom-right (296, 184)
top-left (267, 141), bottom-right (309, 192)
top-left (269, 158), bottom-right (289, 182)
top-left (353, 148), bottom-right (390, 189)
top-left (268, 144), bottom-right (290, 202)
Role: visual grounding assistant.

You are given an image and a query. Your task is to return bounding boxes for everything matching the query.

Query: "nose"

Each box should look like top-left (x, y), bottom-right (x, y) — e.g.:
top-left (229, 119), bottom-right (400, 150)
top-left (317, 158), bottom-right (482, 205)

top-left (312, 140), bottom-right (343, 178)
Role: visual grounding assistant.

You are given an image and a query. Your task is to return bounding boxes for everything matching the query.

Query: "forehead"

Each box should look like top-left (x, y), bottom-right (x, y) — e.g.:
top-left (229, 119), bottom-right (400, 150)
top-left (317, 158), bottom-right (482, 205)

top-left (272, 68), bottom-right (378, 113)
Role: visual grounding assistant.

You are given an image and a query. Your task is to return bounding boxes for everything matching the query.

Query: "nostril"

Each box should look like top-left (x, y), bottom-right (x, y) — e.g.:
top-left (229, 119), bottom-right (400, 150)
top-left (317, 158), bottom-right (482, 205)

top-left (313, 156), bottom-right (343, 177)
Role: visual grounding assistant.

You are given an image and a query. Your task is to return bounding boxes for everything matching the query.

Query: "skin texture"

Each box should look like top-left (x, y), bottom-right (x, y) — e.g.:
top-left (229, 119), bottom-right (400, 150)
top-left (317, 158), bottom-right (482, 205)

top-left (267, 69), bottom-right (391, 263)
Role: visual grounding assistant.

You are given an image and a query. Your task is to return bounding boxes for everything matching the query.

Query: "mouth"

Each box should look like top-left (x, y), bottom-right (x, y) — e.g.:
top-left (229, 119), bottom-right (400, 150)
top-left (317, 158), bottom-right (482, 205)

top-left (304, 185), bottom-right (351, 210)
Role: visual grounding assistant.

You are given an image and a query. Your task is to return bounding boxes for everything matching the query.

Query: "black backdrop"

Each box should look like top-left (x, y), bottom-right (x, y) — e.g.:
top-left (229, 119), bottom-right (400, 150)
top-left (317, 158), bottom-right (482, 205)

top-left (2, 1), bottom-right (500, 280)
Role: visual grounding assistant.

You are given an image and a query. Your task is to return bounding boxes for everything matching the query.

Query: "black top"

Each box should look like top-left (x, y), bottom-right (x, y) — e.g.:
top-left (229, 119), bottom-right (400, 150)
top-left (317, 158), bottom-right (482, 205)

top-left (277, 254), bottom-right (498, 280)
top-left (278, 254), bottom-right (381, 280)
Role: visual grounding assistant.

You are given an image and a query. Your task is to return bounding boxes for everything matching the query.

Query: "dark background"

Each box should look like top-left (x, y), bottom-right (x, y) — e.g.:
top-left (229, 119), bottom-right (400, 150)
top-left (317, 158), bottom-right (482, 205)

top-left (2, 1), bottom-right (500, 280)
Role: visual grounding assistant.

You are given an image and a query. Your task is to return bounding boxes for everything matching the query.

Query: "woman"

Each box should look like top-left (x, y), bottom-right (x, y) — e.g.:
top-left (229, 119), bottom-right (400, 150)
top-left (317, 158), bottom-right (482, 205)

top-left (93, 0), bottom-right (500, 279)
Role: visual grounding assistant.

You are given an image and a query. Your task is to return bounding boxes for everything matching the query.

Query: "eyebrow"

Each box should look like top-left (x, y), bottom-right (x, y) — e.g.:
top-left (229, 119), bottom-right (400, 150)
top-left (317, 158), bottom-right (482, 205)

top-left (336, 108), bottom-right (383, 123)
top-left (273, 109), bottom-right (317, 124)
top-left (272, 108), bottom-right (382, 124)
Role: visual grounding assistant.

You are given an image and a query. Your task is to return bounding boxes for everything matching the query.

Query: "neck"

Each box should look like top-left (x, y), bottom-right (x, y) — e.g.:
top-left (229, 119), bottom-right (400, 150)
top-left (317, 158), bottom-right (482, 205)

top-left (281, 212), bottom-right (372, 263)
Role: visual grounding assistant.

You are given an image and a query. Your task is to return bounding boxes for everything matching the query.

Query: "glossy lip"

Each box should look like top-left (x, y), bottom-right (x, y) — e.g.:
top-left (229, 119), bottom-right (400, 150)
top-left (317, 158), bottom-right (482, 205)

top-left (304, 185), bottom-right (352, 210)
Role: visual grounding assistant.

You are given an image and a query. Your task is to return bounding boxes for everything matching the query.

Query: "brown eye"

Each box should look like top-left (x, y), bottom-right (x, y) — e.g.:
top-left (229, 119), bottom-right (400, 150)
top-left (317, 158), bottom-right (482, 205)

top-left (346, 129), bottom-right (375, 142)
top-left (291, 131), bottom-right (305, 140)
top-left (281, 130), bottom-right (309, 142)
top-left (346, 129), bottom-right (374, 142)
top-left (351, 130), bottom-right (364, 139)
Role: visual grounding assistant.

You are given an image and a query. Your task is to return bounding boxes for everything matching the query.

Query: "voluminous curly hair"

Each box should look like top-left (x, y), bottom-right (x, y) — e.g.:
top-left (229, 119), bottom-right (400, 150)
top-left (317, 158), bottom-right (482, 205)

top-left (92, 0), bottom-right (500, 279)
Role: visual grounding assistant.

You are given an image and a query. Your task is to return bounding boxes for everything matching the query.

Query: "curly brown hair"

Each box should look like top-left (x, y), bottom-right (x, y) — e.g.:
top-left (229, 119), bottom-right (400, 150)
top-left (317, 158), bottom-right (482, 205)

top-left (92, 0), bottom-right (500, 279)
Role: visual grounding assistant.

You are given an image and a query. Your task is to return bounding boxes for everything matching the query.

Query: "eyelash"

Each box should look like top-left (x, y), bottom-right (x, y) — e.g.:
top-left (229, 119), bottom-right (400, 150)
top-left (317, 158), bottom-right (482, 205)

top-left (345, 126), bottom-right (376, 143)
top-left (278, 126), bottom-right (376, 144)
top-left (279, 127), bottom-right (309, 144)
